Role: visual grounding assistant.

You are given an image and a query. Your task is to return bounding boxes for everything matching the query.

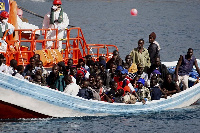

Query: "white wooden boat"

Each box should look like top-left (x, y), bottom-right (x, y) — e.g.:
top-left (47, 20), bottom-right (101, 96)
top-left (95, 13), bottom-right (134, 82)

top-left (0, 61), bottom-right (200, 119)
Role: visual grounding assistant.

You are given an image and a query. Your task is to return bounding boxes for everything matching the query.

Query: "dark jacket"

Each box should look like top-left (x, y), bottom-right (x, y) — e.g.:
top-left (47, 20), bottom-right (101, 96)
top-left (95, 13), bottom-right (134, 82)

top-left (148, 43), bottom-right (160, 64)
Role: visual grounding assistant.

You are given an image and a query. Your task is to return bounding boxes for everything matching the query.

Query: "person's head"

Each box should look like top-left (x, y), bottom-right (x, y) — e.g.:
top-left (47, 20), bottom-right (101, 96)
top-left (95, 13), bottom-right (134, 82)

top-left (99, 56), bottom-right (106, 62)
top-left (67, 59), bottom-right (73, 67)
top-left (113, 50), bottom-right (119, 58)
top-left (17, 8), bottom-right (23, 18)
top-left (0, 54), bottom-right (5, 65)
top-left (151, 69), bottom-right (161, 78)
top-left (155, 56), bottom-right (161, 67)
top-left (137, 78), bottom-right (145, 89)
top-left (29, 57), bottom-right (35, 67)
top-left (36, 60), bottom-right (43, 68)
top-left (96, 79), bottom-right (103, 88)
top-left (137, 63), bottom-right (144, 74)
top-left (0, 11), bottom-right (9, 23)
top-left (123, 63), bottom-right (129, 70)
top-left (99, 62), bottom-right (106, 71)
top-left (149, 32), bottom-right (156, 43)
top-left (10, 59), bottom-right (18, 69)
top-left (58, 61), bottom-right (66, 72)
top-left (70, 67), bottom-right (77, 76)
top-left (82, 80), bottom-right (90, 88)
top-left (35, 67), bottom-right (42, 75)
top-left (52, 0), bottom-right (62, 10)
top-left (138, 39), bottom-right (144, 49)
top-left (165, 73), bottom-right (172, 83)
top-left (110, 81), bottom-right (118, 91)
top-left (187, 48), bottom-right (193, 58)
top-left (89, 73), bottom-right (96, 84)
top-left (125, 55), bottom-right (132, 65)
top-left (33, 54), bottom-right (40, 62)
top-left (120, 69), bottom-right (128, 80)
top-left (115, 89), bottom-right (124, 97)
top-left (78, 58), bottom-right (85, 67)
top-left (34, 74), bottom-right (42, 83)
top-left (150, 78), bottom-right (158, 87)
top-left (95, 75), bottom-right (102, 82)
top-left (52, 65), bottom-right (59, 75)
top-left (109, 62), bottom-right (117, 73)
top-left (64, 75), bottom-right (72, 85)
top-left (16, 65), bottom-right (24, 74)
top-left (76, 70), bottom-right (84, 80)
top-left (85, 55), bottom-right (92, 62)
top-left (93, 62), bottom-right (99, 71)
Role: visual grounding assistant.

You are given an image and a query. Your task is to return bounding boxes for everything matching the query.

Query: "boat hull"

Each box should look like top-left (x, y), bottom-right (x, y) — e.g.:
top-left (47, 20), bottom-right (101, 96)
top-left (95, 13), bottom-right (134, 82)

top-left (0, 71), bottom-right (200, 119)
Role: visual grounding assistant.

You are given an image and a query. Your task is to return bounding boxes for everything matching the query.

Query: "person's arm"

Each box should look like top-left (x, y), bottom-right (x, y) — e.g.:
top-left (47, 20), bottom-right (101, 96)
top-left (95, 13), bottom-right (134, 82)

top-left (175, 55), bottom-right (183, 82)
top-left (194, 59), bottom-right (200, 75)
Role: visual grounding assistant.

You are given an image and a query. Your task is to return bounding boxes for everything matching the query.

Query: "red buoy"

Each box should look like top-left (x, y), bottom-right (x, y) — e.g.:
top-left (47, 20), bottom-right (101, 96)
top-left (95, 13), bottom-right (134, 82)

top-left (130, 9), bottom-right (138, 16)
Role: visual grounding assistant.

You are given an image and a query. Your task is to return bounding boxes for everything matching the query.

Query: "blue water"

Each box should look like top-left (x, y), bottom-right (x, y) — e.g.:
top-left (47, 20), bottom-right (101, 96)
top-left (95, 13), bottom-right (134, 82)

top-left (1, 0), bottom-right (200, 132)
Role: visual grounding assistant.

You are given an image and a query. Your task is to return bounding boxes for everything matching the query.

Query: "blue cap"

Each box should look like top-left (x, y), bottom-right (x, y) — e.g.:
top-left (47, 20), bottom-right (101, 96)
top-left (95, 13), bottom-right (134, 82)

top-left (121, 69), bottom-right (128, 74)
top-left (152, 69), bottom-right (161, 75)
top-left (116, 66), bottom-right (123, 71)
top-left (137, 78), bottom-right (145, 86)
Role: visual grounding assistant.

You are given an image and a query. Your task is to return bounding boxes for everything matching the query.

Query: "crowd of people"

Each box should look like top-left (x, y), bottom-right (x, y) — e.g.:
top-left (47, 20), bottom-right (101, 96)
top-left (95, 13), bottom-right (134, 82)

top-left (0, 30), bottom-right (199, 104)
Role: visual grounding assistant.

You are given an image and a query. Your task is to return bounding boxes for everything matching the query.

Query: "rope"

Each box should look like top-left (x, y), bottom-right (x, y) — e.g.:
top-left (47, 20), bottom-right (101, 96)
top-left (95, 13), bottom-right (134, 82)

top-left (17, 5), bottom-right (75, 27)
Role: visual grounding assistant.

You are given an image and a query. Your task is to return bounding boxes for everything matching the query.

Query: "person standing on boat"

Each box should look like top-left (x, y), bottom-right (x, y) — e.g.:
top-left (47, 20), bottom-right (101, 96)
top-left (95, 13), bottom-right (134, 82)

top-left (0, 11), bottom-right (15, 52)
top-left (148, 32), bottom-right (160, 65)
top-left (129, 39), bottom-right (151, 73)
top-left (42, 0), bottom-right (69, 51)
top-left (175, 48), bottom-right (200, 90)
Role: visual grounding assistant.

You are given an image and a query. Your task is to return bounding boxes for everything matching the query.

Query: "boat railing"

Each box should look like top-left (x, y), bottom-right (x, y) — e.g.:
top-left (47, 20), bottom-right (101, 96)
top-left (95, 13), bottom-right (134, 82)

top-left (1, 27), bottom-right (118, 67)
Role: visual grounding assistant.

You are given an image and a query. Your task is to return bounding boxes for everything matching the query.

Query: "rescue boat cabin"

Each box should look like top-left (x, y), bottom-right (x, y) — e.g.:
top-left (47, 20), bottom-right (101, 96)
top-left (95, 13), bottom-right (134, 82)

top-left (0, 0), bottom-right (118, 68)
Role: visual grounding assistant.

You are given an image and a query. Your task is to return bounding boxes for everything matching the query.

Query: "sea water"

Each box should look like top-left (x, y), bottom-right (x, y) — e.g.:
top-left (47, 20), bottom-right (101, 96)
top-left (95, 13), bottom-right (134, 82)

top-left (1, 0), bottom-right (200, 132)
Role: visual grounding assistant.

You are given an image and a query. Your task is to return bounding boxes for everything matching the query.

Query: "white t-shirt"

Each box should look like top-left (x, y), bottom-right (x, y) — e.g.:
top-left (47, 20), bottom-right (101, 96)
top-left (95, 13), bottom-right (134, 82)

top-left (64, 82), bottom-right (80, 96)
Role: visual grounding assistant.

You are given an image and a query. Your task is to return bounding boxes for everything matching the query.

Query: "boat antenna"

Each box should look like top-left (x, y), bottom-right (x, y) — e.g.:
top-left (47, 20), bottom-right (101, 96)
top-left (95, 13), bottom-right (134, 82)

top-left (17, 5), bottom-right (75, 27)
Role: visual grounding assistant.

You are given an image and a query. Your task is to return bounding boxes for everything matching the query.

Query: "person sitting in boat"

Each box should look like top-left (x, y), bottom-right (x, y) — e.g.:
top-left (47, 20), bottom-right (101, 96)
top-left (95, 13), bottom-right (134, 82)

top-left (0, 11), bottom-right (15, 53)
top-left (106, 50), bottom-right (123, 69)
top-left (13, 65), bottom-right (24, 79)
top-left (76, 70), bottom-right (85, 86)
top-left (76, 58), bottom-right (90, 79)
top-left (42, 0), bottom-right (69, 51)
top-left (129, 39), bottom-right (151, 73)
top-left (46, 64), bottom-right (66, 92)
top-left (148, 56), bottom-right (169, 82)
top-left (98, 63), bottom-right (107, 86)
top-left (131, 63), bottom-right (148, 84)
top-left (175, 48), bottom-right (200, 90)
top-left (8, 59), bottom-right (18, 75)
top-left (34, 67), bottom-right (47, 85)
top-left (161, 73), bottom-right (180, 96)
top-left (0, 54), bottom-right (9, 73)
top-left (66, 58), bottom-right (74, 74)
top-left (114, 69), bottom-right (135, 94)
top-left (57, 61), bottom-right (67, 76)
top-left (77, 80), bottom-right (94, 100)
top-left (35, 60), bottom-right (49, 79)
top-left (136, 78), bottom-right (151, 104)
top-left (148, 32), bottom-right (160, 65)
top-left (88, 73), bottom-right (96, 89)
top-left (69, 66), bottom-right (77, 83)
top-left (150, 77), bottom-right (167, 100)
top-left (105, 62), bottom-right (117, 88)
top-left (64, 75), bottom-right (80, 96)
top-left (32, 74), bottom-right (46, 86)
top-left (24, 57), bottom-right (36, 80)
